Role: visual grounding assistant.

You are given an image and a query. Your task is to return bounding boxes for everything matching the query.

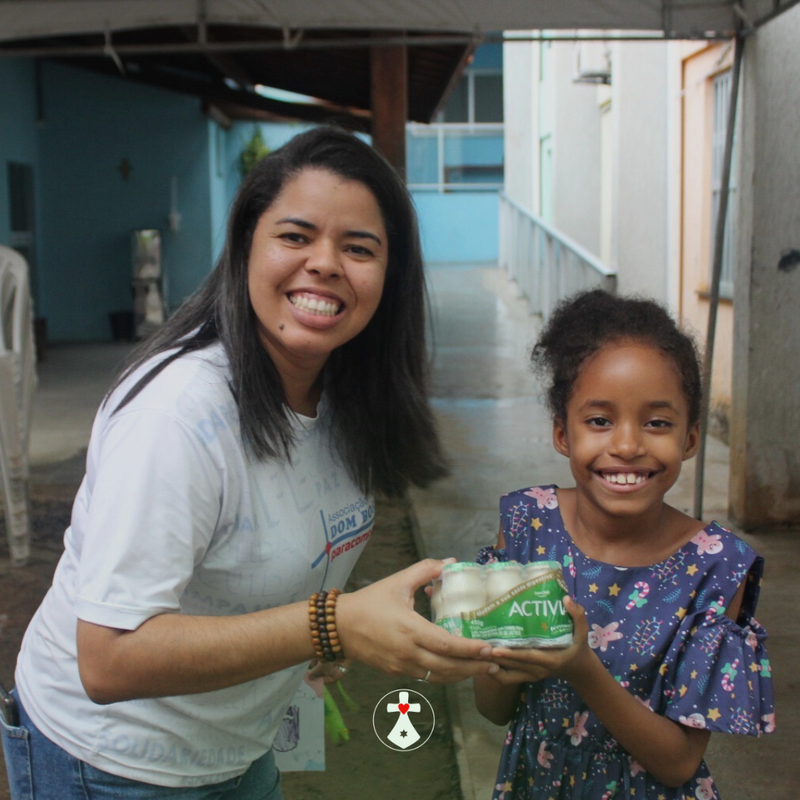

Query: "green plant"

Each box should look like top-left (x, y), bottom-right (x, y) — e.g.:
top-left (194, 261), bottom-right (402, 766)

top-left (238, 127), bottom-right (270, 176)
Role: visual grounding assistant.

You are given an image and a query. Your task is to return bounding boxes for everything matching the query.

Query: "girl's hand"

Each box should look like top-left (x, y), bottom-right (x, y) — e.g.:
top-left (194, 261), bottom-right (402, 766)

top-left (488, 596), bottom-right (593, 684)
top-left (336, 559), bottom-right (500, 684)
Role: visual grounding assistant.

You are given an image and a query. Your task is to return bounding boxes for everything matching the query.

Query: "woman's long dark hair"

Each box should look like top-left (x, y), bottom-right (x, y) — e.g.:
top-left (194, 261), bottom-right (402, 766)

top-left (108, 126), bottom-right (447, 497)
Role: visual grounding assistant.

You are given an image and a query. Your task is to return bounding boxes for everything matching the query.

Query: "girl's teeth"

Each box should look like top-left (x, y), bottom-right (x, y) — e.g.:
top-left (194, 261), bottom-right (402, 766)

top-left (606, 473), bottom-right (645, 485)
top-left (289, 294), bottom-right (340, 316)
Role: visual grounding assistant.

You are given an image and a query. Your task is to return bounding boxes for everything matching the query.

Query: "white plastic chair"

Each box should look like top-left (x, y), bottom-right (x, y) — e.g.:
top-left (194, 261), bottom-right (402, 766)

top-left (0, 245), bottom-right (38, 566)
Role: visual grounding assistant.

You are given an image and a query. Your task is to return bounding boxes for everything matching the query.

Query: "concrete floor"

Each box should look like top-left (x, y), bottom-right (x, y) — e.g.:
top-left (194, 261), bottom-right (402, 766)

top-left (411, 265), bottom-right (799, 800)
top-left (28, 341), bottom-right (134, 475)
top-left (9, 269), bottom-right (799, 799)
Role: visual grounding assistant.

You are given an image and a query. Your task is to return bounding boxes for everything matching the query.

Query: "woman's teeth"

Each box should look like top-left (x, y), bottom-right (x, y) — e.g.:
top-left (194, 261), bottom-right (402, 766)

top-left (289, 294), bottom-right (341, 316)
top-left (604, 473), bottom-right (647, 485)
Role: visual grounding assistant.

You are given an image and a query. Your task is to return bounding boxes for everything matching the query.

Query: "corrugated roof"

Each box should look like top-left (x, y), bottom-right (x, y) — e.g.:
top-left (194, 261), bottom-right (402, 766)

top-left (1, 0), bottom-right (798, 123)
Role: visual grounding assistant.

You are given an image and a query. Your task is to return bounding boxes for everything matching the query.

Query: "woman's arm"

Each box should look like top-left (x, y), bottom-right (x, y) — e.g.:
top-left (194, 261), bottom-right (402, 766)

top-left (77, 601), bottom-right (312, 704)
top-left (78, 558), bottom-right (500, 704)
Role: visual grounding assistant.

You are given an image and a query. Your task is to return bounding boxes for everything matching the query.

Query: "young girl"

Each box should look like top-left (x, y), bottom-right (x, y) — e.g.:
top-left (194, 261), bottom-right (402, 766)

top-left (475, 290), bottom-right (774, 800)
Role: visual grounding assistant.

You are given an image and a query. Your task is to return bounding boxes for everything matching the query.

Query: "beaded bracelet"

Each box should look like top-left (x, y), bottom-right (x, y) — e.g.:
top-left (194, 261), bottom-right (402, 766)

top-left (308, 588), bottom-right (345, 662)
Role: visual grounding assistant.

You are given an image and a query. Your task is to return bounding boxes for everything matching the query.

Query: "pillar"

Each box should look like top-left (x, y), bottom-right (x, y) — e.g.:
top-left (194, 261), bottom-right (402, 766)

top-left (370, 38), bottom-right (407, 178)
top-left (729, 6), bottom-right (800, 528)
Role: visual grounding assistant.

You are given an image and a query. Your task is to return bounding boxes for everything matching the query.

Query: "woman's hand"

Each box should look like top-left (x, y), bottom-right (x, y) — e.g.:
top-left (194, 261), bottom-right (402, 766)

top-left (335, 558), bottom-right (500, 684)
top-left (487, 596), bottom-right (593, 684)
top-left (307, 659), bottom-right (350, 686)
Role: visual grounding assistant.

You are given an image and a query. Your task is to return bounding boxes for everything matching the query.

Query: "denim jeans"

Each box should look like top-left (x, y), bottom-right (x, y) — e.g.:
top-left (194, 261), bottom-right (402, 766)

top-left (1, 690), bottom-right (284, 800)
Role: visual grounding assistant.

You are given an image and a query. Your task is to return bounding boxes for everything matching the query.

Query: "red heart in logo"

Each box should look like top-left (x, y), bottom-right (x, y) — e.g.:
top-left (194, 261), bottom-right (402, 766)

top-left (398, 703), bottom-right (410, 715)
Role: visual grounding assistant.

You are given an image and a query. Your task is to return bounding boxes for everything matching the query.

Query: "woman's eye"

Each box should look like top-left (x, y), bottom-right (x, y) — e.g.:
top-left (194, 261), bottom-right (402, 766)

top-left (280, 232), bottom-right (307, 243)
top-left (346, 244), bottom-right (375, 257)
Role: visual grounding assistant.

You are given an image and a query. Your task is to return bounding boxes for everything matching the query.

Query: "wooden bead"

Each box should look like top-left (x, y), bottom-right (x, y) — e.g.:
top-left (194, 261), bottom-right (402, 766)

top-left (309, 588), bottom-right (345, 661)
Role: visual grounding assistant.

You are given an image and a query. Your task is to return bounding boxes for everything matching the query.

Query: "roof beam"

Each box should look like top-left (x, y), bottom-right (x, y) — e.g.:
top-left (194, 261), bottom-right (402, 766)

top-left (69, 57), bottom-right (369, 129)
top-left (178, 24), bottom-right (253, 88)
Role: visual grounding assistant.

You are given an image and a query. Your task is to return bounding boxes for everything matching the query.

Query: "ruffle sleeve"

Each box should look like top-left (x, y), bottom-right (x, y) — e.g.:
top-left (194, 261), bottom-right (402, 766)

top-left (660, 611), bottom-right (774, 737)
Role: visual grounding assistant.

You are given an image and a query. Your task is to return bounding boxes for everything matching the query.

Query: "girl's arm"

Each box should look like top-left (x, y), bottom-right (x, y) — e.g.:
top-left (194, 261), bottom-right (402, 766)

top-left (77, 559), bottom-right (500, 704)
top-left (474, 674), bottom-right (521, 726)
top-left (490, 585), bottom-right (747, 787)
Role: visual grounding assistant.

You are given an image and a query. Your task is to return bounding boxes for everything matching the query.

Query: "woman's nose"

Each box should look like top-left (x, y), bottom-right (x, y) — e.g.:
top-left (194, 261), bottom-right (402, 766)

top-left (305, 239), bottom-right (341, 277)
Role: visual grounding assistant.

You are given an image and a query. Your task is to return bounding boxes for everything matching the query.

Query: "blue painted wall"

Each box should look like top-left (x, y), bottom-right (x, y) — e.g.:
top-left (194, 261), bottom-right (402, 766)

top-left (222, 123), bottom-right (500, 266)
top-left (35, 63), bottom-right (216, 340)
top-left (2, 55), bottom-right (500, 342)
top-left (211, 121), bottom-right (315, 263)
top-left (472, 41), bottom-right (503, 69)
top-left (412, 191), bottom-right (498, 264)
top-left (0, 59), bottom-right (43, 298)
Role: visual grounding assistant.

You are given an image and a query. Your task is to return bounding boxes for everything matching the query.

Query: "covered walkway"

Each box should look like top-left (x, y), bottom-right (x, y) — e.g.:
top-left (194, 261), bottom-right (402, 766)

top-left (5, 264), bottom-right (798, 799)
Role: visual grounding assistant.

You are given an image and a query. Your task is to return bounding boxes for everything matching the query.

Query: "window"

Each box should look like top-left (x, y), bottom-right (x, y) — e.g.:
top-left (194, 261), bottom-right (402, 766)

top-left (407, 63), bottom-right (504, 192)
top-left (438, 70), bottom-right (503, 125)
top-left (710, 70), bottom-right (738, 298)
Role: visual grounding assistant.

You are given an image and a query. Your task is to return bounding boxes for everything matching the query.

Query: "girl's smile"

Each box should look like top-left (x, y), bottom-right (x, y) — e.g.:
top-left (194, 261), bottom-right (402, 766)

top-left (595, 468), bottom-right (658, 490)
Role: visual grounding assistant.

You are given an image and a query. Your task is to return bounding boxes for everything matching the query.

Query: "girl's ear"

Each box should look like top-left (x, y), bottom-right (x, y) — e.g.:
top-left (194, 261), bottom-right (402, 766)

top-left (553, 418), bottom-right (570, 458)
top-left (683, 422), bottom-right (701, 460)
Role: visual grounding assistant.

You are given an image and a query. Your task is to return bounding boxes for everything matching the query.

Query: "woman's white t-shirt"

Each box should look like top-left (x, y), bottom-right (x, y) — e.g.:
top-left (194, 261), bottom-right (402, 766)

top-left (16, 343), bottom-right (374, 787)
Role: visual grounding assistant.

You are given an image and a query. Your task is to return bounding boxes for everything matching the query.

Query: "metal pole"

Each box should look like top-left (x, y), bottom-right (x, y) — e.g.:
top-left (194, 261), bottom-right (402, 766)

top-left (693, 34), bottom-right (744, 519)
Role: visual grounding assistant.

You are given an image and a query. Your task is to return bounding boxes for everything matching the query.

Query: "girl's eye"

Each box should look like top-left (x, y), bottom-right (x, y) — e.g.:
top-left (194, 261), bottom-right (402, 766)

top-left (587, 417), bottom-right (612, 428)
top-left (646, 419), bottom-right (673, 429)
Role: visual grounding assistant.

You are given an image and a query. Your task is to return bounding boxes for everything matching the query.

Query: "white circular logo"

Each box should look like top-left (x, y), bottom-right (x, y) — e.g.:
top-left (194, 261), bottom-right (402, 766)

top-left (372, 689), bottom-right (436, 752)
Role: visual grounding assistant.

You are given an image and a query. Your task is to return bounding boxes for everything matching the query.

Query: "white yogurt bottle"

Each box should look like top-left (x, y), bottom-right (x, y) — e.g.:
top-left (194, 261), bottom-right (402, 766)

top-left (485, 562), bottom-right (524, 601)
top-left (439, 563), bottom-right (486, 617)
top-left (523, 561), bottom-right (560, 581)
top-left (430, 577), bottom-right (444, 623)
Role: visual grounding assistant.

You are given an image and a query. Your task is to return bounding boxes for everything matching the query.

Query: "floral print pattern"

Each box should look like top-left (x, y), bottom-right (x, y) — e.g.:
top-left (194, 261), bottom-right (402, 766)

top-left (477, 485), bottom-right (775, 799)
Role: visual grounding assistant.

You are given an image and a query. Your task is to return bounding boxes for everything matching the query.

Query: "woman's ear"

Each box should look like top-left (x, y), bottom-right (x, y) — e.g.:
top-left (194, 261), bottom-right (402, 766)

top-left (553, 418), bottom-right (570, 458)
top-left (683, 421), bottom-right (701, 461)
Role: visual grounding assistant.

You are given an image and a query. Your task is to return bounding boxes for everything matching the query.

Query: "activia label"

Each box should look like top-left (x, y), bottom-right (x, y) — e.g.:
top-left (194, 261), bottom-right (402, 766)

top-left (436, 569), bottom-right (573, 648)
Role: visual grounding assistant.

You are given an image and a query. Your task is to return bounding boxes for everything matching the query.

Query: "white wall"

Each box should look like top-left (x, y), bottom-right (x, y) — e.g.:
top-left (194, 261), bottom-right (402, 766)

top-left (551, 43), bottom-right (602, 258)
top-left (502, 37), bottom-right (537, 213)
top-left (612, 42), bottom-right (670, 301)
top-left (501, 37), bottom-right (673, 303)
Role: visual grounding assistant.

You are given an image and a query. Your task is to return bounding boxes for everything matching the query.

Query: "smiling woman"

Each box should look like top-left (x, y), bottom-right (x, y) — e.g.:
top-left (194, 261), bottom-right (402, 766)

top-left (2, 127), bottom-right (502, 800)
top-left (247, 168), bottom-right (389, 412)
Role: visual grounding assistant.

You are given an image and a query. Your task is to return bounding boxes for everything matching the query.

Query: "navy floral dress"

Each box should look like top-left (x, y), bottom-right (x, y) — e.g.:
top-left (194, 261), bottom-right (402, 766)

top-left (476, 485), bottom-right (774, 800)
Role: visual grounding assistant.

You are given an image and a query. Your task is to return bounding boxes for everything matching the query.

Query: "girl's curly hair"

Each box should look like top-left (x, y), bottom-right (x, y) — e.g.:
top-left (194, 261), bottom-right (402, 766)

top-left (531, 289), bottom-right (702, 425)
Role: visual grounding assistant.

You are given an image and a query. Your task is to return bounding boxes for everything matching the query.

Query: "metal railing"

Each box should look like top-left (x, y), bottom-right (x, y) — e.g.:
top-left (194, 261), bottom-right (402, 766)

top-left (499, 192), bottom-right (616, 318)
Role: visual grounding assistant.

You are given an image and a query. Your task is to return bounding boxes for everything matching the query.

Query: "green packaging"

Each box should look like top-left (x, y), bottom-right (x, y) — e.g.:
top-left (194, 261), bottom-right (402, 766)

top-left (462, 567), bottom-right (573, 647)
top-left (432, 561), bottom-right (573, 648)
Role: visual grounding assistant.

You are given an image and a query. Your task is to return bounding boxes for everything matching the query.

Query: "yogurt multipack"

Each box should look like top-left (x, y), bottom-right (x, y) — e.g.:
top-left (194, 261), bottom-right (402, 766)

top-left (431, 561), bottom-right (573, 648)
